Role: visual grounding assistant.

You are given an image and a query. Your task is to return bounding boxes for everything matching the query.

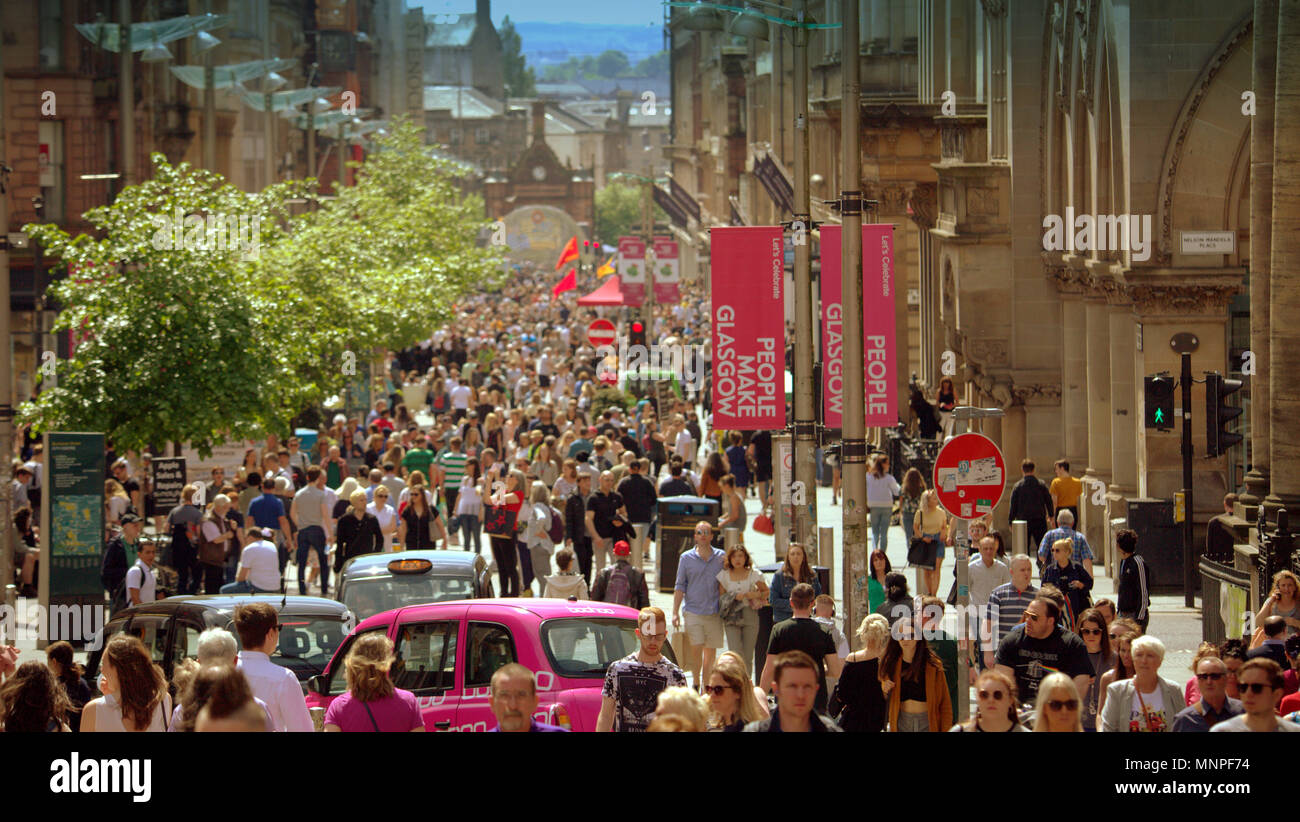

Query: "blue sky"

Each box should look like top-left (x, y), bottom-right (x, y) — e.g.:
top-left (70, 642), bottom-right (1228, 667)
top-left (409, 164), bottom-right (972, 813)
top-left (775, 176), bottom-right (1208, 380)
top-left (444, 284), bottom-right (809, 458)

top-left (416, 0), bottom-right (665, 27)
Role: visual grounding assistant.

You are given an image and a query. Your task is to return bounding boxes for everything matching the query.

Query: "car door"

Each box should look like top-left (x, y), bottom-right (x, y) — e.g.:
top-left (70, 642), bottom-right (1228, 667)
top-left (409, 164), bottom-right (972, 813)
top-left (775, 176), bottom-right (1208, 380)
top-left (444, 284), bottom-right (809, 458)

top-left (454, 614), bottom-right (521, 732)
top-left (390, 605), bottom-right (466, 732)
top-left (125, 614), bottom-right (173, 676)
top-left (312, 624), bottom-right (392, 708)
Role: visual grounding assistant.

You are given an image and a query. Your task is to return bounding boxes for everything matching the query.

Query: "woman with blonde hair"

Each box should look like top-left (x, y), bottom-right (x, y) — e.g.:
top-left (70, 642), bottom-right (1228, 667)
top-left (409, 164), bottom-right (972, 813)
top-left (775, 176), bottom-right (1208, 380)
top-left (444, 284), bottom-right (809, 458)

top-left (912, 489), bottom-right (950, 596)
top-left (706, 651), bottom-right (769, 732)
top-left (1032, 672), bottom-right (1084, 732)
top-left (323, 633), bottom-right (424, 732)
top-left (653, 685), bottom-right (709, 732)
top-left (829, 613), bottom-right (891, 732)
top-left (1255, 569), bottom-right (1300, 640)
top-left (105, 479), bottom-right (131, 531)
top-left (334, 489), bottom-right (383, 572)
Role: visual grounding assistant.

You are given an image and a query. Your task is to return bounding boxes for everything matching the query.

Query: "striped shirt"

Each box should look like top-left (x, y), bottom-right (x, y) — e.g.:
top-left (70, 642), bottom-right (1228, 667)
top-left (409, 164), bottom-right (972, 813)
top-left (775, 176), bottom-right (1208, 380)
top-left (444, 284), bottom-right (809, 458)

top-left (1037, 527), bottom-right (1093, 565)
top-left (437, 450), bottom-right (469, 486)
top-left (985, 582), bottom-right (1038, 651)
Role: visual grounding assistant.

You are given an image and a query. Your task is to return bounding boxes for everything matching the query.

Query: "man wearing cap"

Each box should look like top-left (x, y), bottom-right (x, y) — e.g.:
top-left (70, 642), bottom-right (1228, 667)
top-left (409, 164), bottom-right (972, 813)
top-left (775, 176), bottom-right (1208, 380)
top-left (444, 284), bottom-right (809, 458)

top-left (101, 513), bottom-right (145, 614)
top-left (591, 539), bottom-right (650, 608)
top-left (222, 527), bottom-right (283, 595)
top-left (597, 607), bottom-right (687, 732)
top-left (673, 521), bottom-right (728, 691)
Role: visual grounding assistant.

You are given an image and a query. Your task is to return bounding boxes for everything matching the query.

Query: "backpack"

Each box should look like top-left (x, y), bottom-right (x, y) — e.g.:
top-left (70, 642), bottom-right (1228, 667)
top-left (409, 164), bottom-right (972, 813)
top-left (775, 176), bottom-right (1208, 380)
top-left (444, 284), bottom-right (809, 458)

top-left (547, 505), bottom-right (565, 544)
top-left (602, 564), bottom-right (637, 608)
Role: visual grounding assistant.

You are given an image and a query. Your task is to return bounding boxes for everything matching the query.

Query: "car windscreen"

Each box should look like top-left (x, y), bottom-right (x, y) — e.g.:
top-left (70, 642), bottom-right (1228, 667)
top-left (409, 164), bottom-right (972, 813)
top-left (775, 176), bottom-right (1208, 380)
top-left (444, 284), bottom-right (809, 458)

top-left (342, 574), bottom-right (475, 622)
top-left (539, 617), bottom-right (677, 678)
top-left (267, 616), bottom-right (347, 681)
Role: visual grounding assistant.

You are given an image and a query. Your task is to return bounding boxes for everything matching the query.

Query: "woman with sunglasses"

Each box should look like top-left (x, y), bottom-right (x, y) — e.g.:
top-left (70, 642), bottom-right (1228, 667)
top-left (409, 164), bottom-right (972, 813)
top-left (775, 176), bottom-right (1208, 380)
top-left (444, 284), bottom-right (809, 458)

top-left (950, 669), bottom-right (1027, 732)
top-left (1031, 672), bottom-right (1084, 732)
top-left (1041, 538), bottom-right (1093, 629)
top-left (1075, 608), bottom-right (1111, 732)
top-left (704, 651), bottom-right (769, 732)
top-left (1183, 641), bottom-right (1223, 706)
top-left (1100, 634), bottom-right (1185, 732)
top-left (878, 617), bottom-right (952, 732)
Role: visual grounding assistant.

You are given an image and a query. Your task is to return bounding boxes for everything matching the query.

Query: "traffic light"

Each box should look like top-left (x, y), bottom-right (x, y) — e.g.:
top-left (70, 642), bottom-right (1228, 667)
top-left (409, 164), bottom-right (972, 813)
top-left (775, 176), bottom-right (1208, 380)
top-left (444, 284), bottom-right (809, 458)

top-left (1144, 375), bottom-right (1175, 431)
top-left (1205, 371), bottom-right (1243, 457)
top-left (629, 319), bottom-right (647, 350)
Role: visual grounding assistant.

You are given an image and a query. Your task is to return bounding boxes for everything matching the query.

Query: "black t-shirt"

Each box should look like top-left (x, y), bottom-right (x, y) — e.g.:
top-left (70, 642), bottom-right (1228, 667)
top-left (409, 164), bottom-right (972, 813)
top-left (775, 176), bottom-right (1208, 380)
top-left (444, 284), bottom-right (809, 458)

top-left (619, 434), bottom-right (642, 457)
top-left (617, 474), bottom-right (657, 523)
top-left (994, 624), bottom-right (1092, 703)
top-left (659, 477), bottom-right (695, 498)
top-left (766, 617), bottom-right (837, 714)
top-left (751, 431), bottom-right (772, 462)
top-left (121, 477), bottom-right (140, 502)
top-left (586, 491), bottom-right (625, 538)
top-left (529, 421), bottom-right (560, 439)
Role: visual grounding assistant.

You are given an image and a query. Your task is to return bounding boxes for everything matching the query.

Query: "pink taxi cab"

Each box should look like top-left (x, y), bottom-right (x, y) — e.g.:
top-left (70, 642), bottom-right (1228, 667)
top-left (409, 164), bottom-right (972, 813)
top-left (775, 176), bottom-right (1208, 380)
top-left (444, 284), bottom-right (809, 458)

top-left (305, 598), bottom-right (678, 732)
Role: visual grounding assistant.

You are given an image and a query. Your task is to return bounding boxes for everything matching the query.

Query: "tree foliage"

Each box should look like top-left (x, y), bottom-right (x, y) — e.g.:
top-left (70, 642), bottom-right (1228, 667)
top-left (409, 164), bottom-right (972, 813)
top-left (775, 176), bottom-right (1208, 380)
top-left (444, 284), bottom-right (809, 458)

top-left (541, 50), bottom-right (666, 83)
top-left (595, 182), bottom-right (668, 245)
top-left (500, 16), bottom-right (537, 97)
top-left (19, 118), bottom-right (502, 456)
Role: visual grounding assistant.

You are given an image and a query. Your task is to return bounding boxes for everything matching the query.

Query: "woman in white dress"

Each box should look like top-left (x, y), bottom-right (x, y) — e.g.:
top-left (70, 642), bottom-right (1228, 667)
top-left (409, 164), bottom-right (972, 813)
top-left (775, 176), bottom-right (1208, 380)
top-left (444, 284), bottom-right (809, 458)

top-left (82, 635), bottom-right (172, 732)
top-left (367, 486), bottom-right (399, 552)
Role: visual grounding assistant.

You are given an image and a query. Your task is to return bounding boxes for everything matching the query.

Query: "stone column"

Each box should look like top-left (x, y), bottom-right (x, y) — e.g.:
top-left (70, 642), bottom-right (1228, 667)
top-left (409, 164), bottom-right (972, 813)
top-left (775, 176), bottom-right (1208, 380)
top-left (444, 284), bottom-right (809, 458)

top-left (1061, 294), bottom-right (1088, 467)
top-left (1106, 300), bottom-right (1140, 570)
top-left (1242, 0), bottom-right (1276, 514)
top-left (1083, 298), bottom-right (1113, 556)
top-left (1265, 0), bottom-right (1300, 520)
top-left (1001, 403), bottom-right (1027, 533)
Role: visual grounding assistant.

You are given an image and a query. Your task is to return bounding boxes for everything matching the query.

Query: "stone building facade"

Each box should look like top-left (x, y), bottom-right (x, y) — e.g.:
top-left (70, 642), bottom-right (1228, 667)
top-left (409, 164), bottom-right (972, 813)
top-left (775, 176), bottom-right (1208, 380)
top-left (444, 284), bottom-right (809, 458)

top-left (669, 0), bottom-right (1261, 568)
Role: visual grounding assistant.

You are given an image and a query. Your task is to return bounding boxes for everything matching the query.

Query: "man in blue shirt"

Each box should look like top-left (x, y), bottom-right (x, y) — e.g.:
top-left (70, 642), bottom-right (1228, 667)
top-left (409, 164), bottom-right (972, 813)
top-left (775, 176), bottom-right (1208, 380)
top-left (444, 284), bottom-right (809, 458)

top-left (673, 521), bottom-right (727, 691)
top-left (248, 477), bottom-right (292, 575)
top-left (488, 663), bottom-right (568, 732)
top-left (1036, 508), bottom-right (1093, 577)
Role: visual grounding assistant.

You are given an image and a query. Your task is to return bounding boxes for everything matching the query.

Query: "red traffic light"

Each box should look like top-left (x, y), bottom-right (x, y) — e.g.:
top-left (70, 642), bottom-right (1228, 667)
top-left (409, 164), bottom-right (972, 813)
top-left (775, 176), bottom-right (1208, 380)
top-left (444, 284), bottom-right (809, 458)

top-left (631, 322), bottom-right (644, 333)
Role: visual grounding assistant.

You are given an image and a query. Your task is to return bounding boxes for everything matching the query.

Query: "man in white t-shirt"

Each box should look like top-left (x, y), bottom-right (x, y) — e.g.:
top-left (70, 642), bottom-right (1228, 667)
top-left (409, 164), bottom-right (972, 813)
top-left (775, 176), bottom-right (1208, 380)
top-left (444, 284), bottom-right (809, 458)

top-left (125, 540), bottom-right (159, 605)
top-left (449, 380), bottom-right (473, 420)
top-left (221, 528), bottom-right (282, 594)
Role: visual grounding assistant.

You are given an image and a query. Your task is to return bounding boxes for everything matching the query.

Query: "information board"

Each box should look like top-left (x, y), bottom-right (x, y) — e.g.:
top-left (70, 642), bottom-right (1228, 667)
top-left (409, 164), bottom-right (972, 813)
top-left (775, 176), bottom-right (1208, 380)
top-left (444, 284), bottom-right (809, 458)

top-left (151, 457), bottom-right (187, 513)
top-left (41, 432), bottom-right (106, 602)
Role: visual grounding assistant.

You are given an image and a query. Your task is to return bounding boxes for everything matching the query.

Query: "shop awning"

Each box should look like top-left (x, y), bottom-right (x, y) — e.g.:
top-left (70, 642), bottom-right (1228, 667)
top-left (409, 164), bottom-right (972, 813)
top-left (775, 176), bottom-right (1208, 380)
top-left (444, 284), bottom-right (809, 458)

top-left (577, 275), bottom-right (626, 306)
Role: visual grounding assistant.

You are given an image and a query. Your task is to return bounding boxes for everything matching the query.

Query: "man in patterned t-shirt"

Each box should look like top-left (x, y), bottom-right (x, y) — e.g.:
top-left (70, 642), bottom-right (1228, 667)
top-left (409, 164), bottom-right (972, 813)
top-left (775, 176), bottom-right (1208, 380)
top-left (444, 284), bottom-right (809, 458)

top-left (597, 607), bottom-right (686, 732)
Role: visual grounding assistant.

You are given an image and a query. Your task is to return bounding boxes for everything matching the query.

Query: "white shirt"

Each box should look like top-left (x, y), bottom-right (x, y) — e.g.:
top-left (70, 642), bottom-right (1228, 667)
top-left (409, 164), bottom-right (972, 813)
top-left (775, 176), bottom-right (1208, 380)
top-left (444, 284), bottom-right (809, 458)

top-left (674, 429), bottom-right (693, 460)
top-left (367, 502), bottom-right (397, 551)
top-left (716, 567), bottom-right (763, 596)
top-left (968, 556), bottom-right (1012, 609)
top-left (125, 559), bottom-right (156, 604)
top-left (239, 539), bottom-right (282, 592)
top-left (450, 384), bottom-right (473, 410)
top-left (238, 650), bottom-right (313, 732)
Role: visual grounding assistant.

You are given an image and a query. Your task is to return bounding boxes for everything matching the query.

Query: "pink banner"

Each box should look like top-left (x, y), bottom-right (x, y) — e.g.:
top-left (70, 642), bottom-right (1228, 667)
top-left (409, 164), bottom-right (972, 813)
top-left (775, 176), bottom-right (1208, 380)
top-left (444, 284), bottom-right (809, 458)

top-left (652, 236), bottom-right (681, 304)
top-left (820, 224), bottom-right (897, 428)
top-left (618, 236), bottom-right (646, 307)
top-left (710, 226), bottom-right (786, 430)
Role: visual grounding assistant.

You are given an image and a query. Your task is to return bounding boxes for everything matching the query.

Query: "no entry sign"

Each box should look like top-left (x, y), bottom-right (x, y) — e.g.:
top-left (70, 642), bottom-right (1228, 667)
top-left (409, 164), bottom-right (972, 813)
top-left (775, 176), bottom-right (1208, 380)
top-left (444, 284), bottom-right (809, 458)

top-left (932, 432), bottom-right (1006, 520)
top-left (587, 318), bottom-right (616, 348)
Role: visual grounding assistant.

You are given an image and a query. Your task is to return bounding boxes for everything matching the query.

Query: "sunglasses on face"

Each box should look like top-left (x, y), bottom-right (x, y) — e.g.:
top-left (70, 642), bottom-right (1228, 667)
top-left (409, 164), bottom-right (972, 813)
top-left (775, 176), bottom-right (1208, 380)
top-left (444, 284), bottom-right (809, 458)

top-left (1239, 682), bottom-right (1273, 695)
top-left (1047, 699), bottom-right (1079, 711)
top-left (1023, 611), bottom-right (1042, 622)
top-left (1080, 628), bottom-right (1103, 636)
top-left (978, 688), bottom-right (1006, 701)
top-left (1195, 672), bottom-right (1225, 682)
top-left (703, 685), bottom-right (733, 696)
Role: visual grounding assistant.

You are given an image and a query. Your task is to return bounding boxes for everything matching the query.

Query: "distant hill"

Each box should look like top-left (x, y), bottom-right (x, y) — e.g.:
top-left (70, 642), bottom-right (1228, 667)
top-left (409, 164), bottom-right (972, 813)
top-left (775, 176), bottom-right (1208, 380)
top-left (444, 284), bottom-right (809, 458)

top-left (513, 21), bottom-right (665, 67)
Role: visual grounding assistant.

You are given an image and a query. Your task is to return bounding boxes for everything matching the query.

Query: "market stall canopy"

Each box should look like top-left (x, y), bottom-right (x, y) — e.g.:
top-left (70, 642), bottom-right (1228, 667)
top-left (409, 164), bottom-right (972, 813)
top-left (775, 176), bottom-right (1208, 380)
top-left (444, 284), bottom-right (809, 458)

top-left (577, 275), bottom-right (626, 306)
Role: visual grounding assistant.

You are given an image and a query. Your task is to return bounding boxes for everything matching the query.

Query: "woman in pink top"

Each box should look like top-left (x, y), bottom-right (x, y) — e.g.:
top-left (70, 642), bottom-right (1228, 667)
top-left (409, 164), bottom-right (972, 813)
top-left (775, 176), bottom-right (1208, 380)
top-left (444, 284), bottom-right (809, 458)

top-left (323, 634), bottom-right (425, 733)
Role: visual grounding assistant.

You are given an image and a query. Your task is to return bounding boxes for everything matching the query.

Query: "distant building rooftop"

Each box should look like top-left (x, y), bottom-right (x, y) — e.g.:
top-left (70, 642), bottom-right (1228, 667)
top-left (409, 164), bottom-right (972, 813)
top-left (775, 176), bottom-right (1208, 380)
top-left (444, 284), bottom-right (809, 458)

top-left (425, 12), bottom-right (478, 48)
top-left (423, 85), bottom-right (504, 119)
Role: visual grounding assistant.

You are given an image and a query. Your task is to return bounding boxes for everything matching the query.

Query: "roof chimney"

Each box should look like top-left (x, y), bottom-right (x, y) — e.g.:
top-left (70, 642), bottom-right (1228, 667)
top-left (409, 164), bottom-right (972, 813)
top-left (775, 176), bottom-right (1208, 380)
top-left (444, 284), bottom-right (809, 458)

top-left (478, 0), bottom-right (490, 26)
top-left (532, 100), bottom-right (547, 146)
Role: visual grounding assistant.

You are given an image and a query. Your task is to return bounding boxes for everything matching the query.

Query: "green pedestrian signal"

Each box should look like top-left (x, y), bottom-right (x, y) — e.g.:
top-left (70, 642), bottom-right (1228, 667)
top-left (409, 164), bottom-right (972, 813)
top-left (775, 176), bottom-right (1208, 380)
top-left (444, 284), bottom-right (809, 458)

top-left (1144, 375), bottom-right (1175, 431)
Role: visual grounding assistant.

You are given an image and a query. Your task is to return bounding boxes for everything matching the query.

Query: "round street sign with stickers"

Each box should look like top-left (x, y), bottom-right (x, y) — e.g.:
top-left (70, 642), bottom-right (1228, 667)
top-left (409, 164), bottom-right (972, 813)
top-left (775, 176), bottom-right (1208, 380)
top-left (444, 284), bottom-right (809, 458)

top-left (932, 432), bottom-right (1007, 520)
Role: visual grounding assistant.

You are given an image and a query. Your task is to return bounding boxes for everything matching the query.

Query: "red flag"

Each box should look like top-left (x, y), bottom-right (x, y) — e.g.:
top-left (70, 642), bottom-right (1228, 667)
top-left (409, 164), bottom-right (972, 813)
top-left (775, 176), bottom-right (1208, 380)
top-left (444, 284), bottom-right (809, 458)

top-left (555, 236), bottom-right (579, 270)
top-left (551, 267), bottom-right (577, 299)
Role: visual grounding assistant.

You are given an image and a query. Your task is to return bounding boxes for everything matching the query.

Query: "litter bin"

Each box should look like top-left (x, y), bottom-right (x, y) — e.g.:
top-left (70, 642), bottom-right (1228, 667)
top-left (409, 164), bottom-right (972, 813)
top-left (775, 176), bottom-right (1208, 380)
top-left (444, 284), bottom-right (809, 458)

top-left (656, 496), bottom-right (719, 593)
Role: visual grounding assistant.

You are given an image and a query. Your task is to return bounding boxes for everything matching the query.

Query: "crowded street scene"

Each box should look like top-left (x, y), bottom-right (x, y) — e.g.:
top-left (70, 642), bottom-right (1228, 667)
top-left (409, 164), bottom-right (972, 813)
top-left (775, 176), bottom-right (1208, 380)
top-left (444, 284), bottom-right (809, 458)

top-left (1, 0), bottom-right (1298, 804)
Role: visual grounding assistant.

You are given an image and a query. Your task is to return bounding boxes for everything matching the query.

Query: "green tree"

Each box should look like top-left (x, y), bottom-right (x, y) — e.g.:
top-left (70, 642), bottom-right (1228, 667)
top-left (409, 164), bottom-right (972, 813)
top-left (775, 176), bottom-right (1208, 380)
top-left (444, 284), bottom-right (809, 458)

top-left (20, 155), bottom-right (309, 455)
top-left (595, 50), bottom-right (630, 78)
top-left (499, 16), bottom-right (536, 97)
top-left (595, 181), bottom-right (668, 244)
top-left (633, 51), bottom-right (669, 78)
